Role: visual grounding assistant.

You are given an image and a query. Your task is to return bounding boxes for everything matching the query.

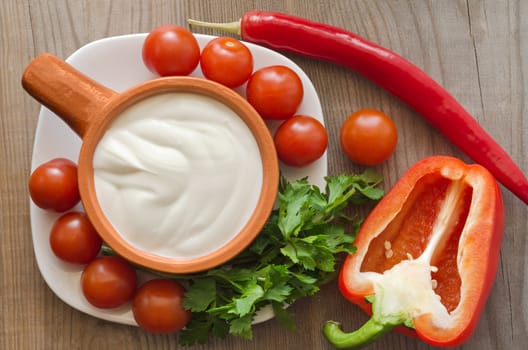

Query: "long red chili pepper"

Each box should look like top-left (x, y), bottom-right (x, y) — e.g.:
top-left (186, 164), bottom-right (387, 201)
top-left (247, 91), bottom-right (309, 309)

top-left (189, 11), bottom-right (528, 205)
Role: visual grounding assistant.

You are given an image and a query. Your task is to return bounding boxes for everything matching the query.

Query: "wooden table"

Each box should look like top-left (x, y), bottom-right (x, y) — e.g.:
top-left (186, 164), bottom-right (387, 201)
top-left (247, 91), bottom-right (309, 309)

top-left (2, 1), bottom-right (527, 349)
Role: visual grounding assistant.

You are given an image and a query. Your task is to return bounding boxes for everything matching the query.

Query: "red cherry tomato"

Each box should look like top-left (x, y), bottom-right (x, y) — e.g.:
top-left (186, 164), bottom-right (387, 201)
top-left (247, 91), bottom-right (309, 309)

top-left (28, 158), bottom-right (80, 212)
top-left (200, 37), bottom-right (253, 88)
top-left (274, 115), bottom-right (328, 167)
top-left (132, 279), bottom-right (191, 334)
top-left (340, 109), bottom-right (398, 166)
top-left (81, 256), bottom-right (137, 309)
top-left (50, 212), bottom-right (102, 264)
top-left (142, 25), bottom-right (200, 76)
top-left (246, 65), bottom-right (304, 120)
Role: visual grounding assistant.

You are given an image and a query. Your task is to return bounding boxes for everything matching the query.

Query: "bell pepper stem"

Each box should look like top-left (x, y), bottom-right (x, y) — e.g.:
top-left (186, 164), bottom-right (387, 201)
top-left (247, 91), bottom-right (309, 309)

top-left (323, 317), bottom-right (395, 349)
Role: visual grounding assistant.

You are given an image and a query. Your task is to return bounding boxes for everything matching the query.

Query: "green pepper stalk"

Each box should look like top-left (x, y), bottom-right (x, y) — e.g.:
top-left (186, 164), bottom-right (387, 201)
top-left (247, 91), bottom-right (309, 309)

top-left (323, 294), bottom-right (411, 349)
top-left (323, 319), bottom-right (393, 349)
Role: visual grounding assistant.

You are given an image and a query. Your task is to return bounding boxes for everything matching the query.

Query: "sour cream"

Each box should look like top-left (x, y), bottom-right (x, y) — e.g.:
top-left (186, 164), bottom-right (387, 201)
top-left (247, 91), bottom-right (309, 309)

top-left (92, 92), bottom-right (263, 259)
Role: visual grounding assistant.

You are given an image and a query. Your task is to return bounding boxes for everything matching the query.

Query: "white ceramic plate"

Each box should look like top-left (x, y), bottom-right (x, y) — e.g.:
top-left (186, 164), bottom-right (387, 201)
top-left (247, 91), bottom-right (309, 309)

top-left (29, 33), bottom-right (326, 326)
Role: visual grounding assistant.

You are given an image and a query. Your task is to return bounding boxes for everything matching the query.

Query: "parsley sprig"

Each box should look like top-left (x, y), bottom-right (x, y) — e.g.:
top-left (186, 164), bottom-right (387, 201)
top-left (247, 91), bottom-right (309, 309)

top-left (176, 170), bottom-right (383, 345)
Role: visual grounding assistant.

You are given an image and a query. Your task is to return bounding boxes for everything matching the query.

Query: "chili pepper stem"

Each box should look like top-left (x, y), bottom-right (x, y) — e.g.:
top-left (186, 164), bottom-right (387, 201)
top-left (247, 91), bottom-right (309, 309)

top-left (323, 318), bottom-right (395, 349)
top-left (188, 18), bottom-right (242, 36)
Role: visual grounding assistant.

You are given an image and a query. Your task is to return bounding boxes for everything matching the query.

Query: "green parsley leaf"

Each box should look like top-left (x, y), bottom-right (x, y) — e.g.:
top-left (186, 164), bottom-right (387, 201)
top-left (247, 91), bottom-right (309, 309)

top-left (272, 301), bottom-right (296, 331)
top-left (182, 277), bottom-right (216, 312)
top-left (170, 172), bottom-right (383, 345)
top-left (229, 314), bottom-right (254, 339)
top-left (178, 313), bottom-right (213, 345)
top-left (233, 280), bottom-right (264, 317)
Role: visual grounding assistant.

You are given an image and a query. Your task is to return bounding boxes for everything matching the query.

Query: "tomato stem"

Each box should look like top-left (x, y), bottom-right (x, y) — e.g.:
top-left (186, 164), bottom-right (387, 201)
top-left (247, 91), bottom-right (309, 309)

top-left (187, 18), bottom-right (242, 35)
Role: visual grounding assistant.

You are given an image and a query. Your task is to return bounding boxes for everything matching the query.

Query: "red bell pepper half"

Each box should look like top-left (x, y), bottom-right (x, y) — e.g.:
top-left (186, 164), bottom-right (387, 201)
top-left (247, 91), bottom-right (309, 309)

top-left (323, 156), bottom-right (504, 348)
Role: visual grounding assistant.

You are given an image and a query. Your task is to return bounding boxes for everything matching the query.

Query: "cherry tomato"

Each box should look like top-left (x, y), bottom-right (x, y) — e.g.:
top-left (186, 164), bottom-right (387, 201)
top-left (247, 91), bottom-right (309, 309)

top-left (142, 25), bottom-right (200, 76)
top-left (246, 65), bottom-right (304, 120)
top-left (81, 256), bottom-right (137, 309)
top-left (28, 158), bottom-right (80, 212)
top-left (132, 279), bottom-right (191, 334)
top-left (340, 109), bottom-right (398, 166)
top-left (50, 212), bottom-right (102, 264)
top-left (200, 37), bottom-right (253, 88)
top-left (274, 115), bottom-right (328, 167)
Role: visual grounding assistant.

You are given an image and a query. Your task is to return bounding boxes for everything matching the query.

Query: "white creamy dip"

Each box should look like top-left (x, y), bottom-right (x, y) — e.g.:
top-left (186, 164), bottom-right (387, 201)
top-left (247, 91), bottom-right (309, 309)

top-left (93, 92), bottom-right (263, 259)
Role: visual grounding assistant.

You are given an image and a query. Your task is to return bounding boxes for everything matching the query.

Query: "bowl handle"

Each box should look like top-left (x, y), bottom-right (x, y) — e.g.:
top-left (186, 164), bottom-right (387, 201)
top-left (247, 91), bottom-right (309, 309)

top-left (21, 53), bottom-right (118, 137)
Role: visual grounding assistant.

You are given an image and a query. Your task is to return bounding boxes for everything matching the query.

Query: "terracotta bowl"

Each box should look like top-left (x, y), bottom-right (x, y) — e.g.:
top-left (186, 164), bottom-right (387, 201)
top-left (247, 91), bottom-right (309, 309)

top-left (22, 53), bottom-right (279, 274)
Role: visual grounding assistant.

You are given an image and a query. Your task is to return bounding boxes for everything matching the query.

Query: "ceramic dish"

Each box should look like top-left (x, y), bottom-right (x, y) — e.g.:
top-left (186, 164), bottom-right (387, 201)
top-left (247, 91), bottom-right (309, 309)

top-left (29, 33), bottom-right (326, 326)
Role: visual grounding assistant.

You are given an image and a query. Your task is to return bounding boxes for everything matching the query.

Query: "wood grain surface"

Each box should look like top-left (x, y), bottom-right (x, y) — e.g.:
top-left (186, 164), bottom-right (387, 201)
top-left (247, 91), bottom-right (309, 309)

top-left (1, 0), bottom-right (527, 349)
